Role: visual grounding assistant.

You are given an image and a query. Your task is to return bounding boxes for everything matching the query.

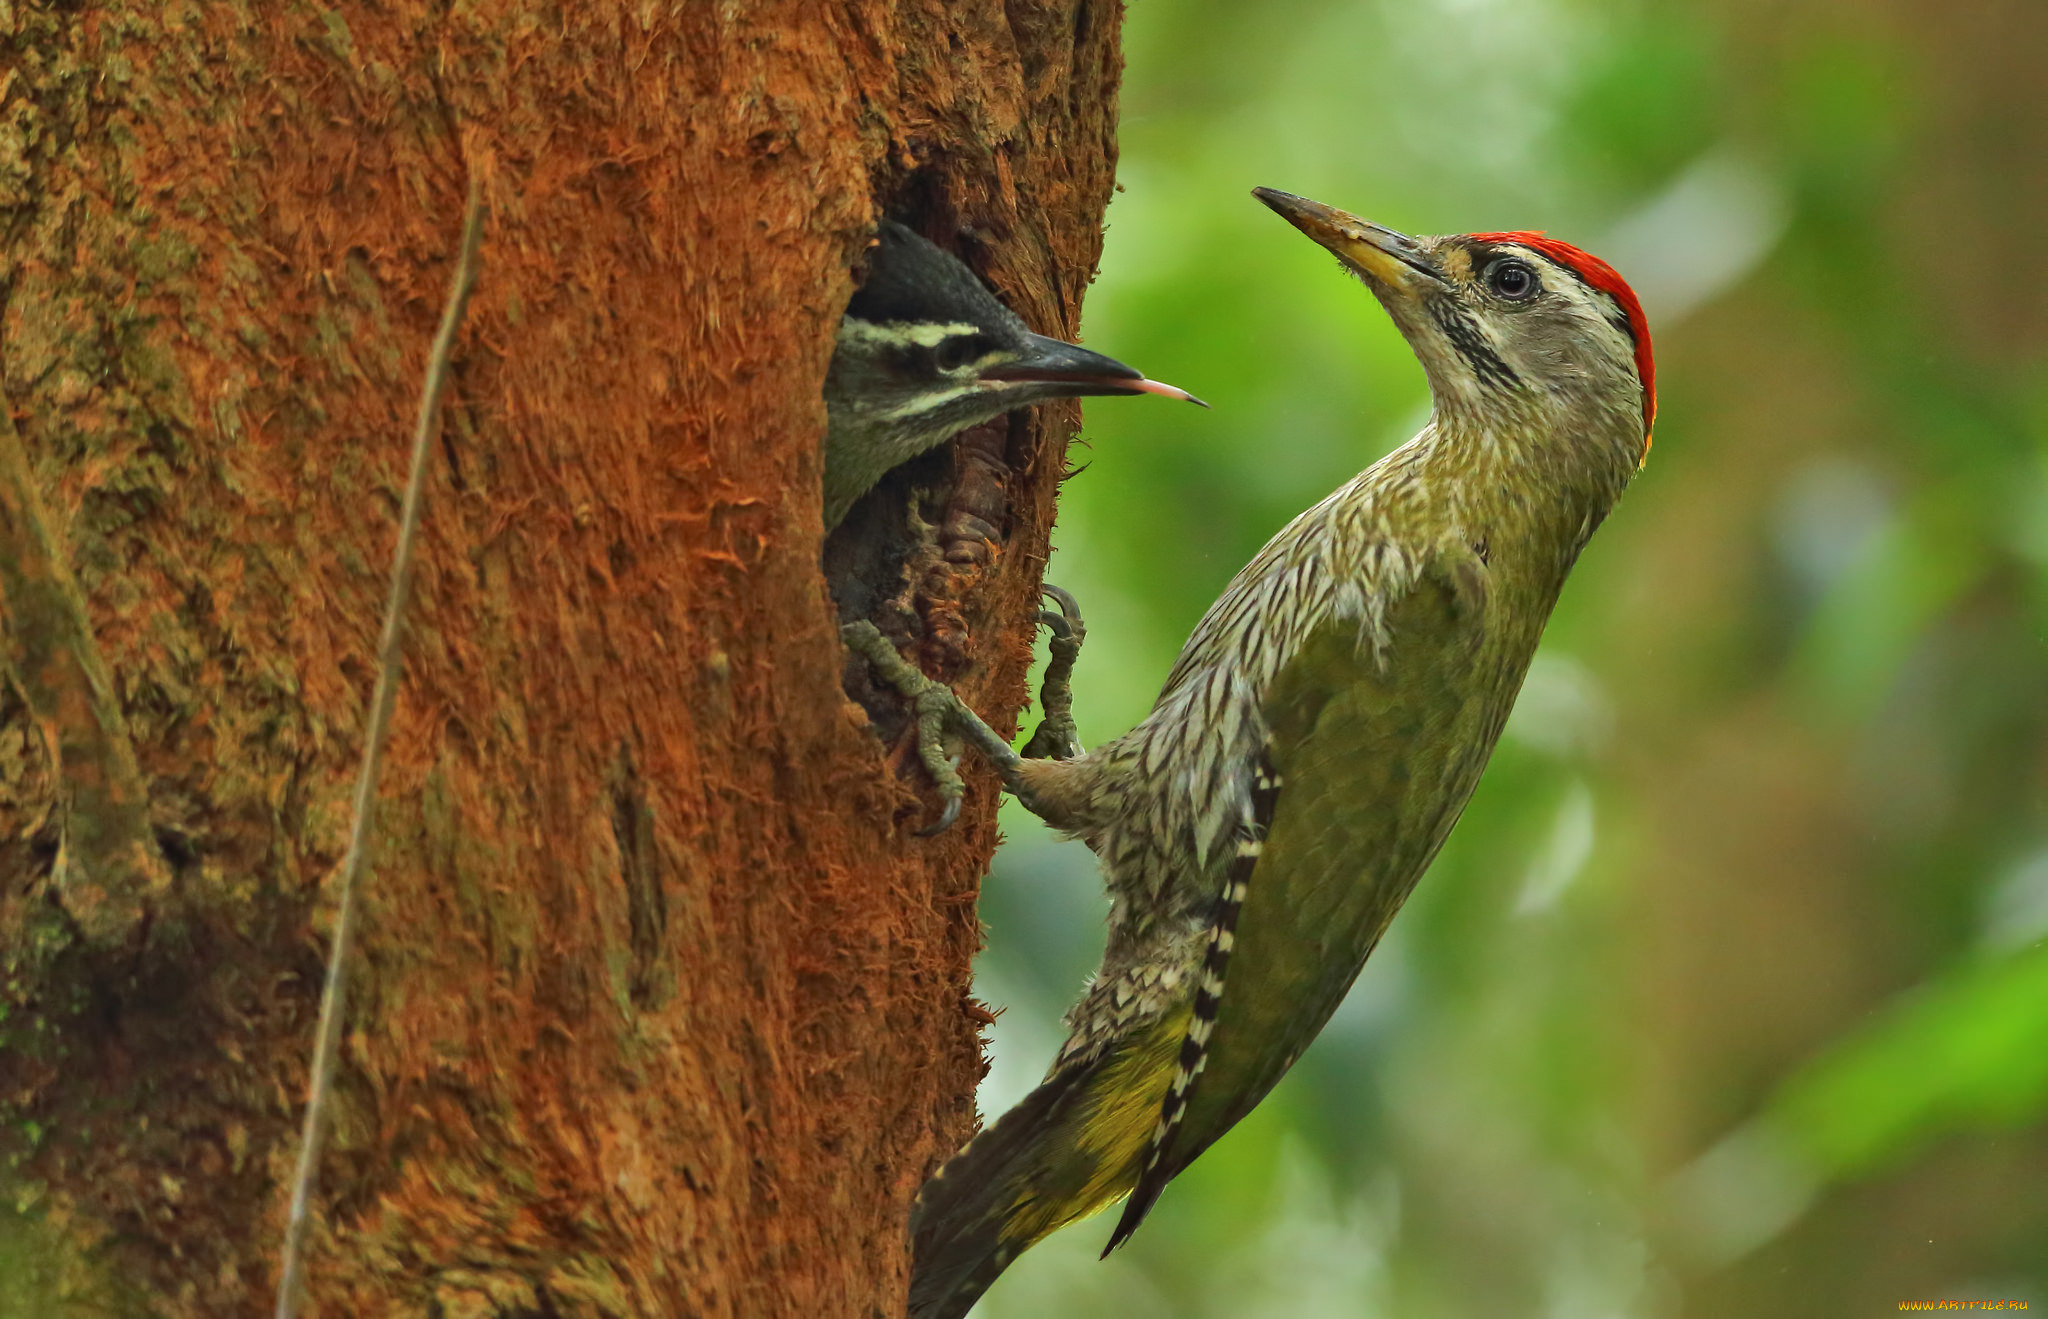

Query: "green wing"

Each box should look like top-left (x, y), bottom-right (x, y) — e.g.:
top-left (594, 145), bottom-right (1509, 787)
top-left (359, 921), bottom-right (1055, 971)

top-left (1124, 549), bottom-right (1511, 1234)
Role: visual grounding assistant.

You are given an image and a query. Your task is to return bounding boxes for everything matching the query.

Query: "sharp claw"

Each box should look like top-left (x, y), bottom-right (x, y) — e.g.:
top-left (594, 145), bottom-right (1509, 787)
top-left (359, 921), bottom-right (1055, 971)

top-left (844, 620), bottom-right (1022, 827)
top-left (1039, 583), bottom-right (1083, 630)
top-left (916, 772), bottom-right (966, 837)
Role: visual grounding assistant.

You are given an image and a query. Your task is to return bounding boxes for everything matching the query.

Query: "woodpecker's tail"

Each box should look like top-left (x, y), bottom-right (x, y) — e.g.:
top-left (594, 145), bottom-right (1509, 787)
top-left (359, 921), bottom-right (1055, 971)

top-left (907, 1020), bottom-right (1182, 1319)
top-left (907, 1063), bottom-right (1093, 1319)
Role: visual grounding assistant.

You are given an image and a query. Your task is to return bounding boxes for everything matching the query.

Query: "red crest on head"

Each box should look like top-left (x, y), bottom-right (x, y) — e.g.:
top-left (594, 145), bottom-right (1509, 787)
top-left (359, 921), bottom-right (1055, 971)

top-left (1472, 231), bottom-right (1656, 439)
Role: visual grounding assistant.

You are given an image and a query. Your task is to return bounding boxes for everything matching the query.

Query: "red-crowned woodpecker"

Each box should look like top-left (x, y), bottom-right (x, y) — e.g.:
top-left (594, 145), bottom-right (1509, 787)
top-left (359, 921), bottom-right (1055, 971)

top-left (848, 190), bottom-right (1656, 1318)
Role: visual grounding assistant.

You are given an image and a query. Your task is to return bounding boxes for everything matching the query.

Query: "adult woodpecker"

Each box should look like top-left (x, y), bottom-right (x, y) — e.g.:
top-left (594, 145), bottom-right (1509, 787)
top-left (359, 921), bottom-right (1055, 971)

top-left (822, 220), bottom-right (1201, 529)
top-left (846, 189), bottom-right (1655, 1318)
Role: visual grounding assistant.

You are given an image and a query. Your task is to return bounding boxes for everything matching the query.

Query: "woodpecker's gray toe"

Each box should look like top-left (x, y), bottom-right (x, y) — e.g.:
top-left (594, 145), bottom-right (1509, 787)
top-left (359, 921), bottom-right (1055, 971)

top-left (1021, 584), bottom-right (1087, 762)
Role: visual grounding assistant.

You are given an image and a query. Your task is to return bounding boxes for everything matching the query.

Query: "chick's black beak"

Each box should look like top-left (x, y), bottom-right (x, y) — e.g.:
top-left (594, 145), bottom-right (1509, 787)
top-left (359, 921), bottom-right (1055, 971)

top-left (982, 333), bottom-right (1208, 407)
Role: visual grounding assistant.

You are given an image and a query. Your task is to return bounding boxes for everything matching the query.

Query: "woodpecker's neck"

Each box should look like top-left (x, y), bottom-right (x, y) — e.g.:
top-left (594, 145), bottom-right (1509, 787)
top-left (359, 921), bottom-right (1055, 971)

top-left (1416, 391), bottom-right (1640, 545)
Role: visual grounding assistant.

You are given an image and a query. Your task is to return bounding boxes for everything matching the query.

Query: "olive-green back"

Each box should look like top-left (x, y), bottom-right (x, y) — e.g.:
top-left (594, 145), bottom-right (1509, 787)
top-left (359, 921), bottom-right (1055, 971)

top-left (1174, 553), bottom-right (1529, 1171)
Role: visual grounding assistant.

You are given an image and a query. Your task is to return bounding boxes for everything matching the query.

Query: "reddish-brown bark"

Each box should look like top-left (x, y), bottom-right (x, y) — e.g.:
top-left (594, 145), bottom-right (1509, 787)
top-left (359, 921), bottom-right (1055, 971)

top-left (0, 2), bottom-right (1124, 1313)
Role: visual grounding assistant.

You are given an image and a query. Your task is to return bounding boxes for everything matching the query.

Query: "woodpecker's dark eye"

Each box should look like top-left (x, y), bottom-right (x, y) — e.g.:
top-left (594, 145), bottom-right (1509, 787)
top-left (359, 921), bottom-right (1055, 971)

top-left (1485, 259), bottom-right (1540, 302)
top-left (933, 334), bottom-right (988, 372)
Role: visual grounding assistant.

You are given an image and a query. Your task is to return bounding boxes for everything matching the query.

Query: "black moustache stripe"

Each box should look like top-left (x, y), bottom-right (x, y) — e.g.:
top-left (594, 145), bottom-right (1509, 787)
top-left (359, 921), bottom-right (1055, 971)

top-left (1430, 299), bottom-right (1521, 390)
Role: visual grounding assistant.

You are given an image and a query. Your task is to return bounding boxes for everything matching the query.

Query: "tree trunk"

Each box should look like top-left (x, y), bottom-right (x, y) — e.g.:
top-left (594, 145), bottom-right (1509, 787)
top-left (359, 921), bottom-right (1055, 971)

top-left (0, 3), bottom-right (1124, 1314)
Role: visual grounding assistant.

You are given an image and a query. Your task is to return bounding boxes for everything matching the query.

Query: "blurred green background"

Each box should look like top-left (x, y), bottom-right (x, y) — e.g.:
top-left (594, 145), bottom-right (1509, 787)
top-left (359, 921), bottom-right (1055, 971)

top-left (969, 0), bottom-right (2048, 1314)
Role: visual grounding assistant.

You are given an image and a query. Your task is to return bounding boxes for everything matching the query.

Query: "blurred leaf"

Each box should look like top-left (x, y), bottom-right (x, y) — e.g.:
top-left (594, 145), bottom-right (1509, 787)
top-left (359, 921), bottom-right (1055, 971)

top-left (1773, 943), bottom-right (2048, 1180)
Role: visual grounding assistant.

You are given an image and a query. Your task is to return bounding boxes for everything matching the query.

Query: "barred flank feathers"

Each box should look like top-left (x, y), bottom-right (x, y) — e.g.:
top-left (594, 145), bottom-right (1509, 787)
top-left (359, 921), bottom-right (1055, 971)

top-left (908, 1061), bottom-right (1096, 1319)
top-left (1103, 748), bottom-right (1284, 1254)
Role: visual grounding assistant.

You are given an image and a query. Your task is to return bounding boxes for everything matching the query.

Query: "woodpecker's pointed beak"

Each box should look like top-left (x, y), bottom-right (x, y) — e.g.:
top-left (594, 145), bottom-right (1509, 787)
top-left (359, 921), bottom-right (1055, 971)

top-left (982, 333), bottom-right (1208, 407)
top-left (1254, 188), bottom-right (1444, 291)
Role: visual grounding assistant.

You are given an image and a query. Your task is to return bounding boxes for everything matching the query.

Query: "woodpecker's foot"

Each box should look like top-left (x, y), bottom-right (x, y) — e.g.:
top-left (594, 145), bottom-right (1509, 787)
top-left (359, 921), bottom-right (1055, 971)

top-left (1019, 584), bottom-right (1087, 762)
top-left (841, 621), bottom-right (1023, 836)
